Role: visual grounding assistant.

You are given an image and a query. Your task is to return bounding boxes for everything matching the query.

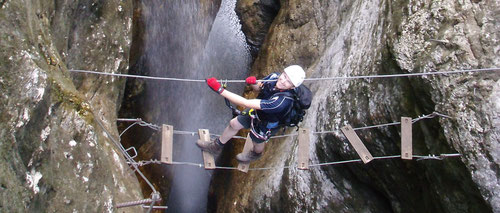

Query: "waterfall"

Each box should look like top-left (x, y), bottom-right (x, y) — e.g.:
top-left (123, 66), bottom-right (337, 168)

top-left (139, 0), bottom-right (250, 212)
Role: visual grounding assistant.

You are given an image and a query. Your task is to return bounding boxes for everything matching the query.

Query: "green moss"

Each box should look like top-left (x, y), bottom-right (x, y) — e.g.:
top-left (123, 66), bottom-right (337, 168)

top-left (49, 76), bottom-right (93, 123)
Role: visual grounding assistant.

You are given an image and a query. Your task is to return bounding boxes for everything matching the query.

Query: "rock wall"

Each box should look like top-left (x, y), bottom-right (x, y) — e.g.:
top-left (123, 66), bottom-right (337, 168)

top-left (213, 0), bottom-right (499, 212)
top-left (0, 0), bottom-right (143, 212)
top-left (236, 0), bottom-right (280, 59)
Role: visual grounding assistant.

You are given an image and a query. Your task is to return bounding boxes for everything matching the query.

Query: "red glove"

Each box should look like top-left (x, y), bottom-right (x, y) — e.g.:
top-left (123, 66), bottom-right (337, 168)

top-left (246, 76), bottom-right (257, 85)
top-left (206, 77), bottom-right (224, 94)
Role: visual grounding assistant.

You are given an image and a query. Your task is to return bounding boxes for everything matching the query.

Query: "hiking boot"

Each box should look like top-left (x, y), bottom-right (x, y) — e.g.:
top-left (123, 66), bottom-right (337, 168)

top-left (236, 150), bottom-right (262, 163)
top-left (196, 138), bottom-right (223, 155)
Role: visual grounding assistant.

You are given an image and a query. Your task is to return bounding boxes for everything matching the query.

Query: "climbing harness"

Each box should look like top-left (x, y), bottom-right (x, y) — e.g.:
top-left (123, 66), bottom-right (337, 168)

top-left (223, 88), bottom-right (273, 141)
top-left (249, 115), bottom-right (275, 141)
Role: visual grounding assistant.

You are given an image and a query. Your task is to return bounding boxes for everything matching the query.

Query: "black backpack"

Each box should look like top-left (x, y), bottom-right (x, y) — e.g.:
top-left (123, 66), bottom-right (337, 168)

top-left (278, 85), bottom-right (313, 127)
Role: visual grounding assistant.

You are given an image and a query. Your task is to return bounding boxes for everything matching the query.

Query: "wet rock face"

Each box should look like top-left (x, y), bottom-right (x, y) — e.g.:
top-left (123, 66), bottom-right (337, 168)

top-left (235, 0), bottom-right (280, 59)
top-left (389, 1), bottom-right (500, 211)
top-left (0, 1), bottom-right (142, 212)
top-left (214, 0), bottom-right (499, 212)
top-left (119, 0), bottom-right (223, 205)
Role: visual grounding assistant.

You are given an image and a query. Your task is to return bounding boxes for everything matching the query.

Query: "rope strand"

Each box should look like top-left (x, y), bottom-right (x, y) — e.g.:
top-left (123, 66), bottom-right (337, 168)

top-left (305, 67), bottom-right (500, 81)
top-left (69, 67), bottom-right (500, 83)
top-left (130, 153), bottom-right (461, 171)
top-left (117, 111), bottom-right (451, 139)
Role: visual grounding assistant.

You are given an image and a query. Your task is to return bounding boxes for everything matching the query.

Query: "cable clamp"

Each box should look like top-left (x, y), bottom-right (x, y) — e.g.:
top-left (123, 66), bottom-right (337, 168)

top-left (417, 154), bottom-right (443, 161)
top-left (151, 192), bottom-right (162, 202)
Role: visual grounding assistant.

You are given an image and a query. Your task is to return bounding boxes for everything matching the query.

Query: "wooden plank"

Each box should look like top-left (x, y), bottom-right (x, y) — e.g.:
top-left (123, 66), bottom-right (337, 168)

top-left (298, 128), bottom-right (310, 170)
top-left (198, 129), bottom-right (215, 169)
top-left (341, 125), bottom-right (374, 164)
top-left (161, 125), bottom-right (173, 164)
top-left (401, 117), bottom-right (413, 160)
top-left (237, 134), bottom-right (253, 173)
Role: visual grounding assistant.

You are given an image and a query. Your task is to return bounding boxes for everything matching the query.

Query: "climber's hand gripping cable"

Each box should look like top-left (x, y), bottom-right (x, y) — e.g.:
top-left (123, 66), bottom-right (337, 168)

top-left (206, 77), bottom-right (224, 94)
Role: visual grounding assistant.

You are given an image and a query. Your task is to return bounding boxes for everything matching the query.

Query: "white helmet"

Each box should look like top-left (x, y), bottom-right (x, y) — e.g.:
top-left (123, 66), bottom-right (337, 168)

top-left (284, 65), bottom-right (305, 87)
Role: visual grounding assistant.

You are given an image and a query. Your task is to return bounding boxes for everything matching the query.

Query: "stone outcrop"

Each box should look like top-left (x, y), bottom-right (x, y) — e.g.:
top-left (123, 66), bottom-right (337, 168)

top-left (212, 0), bottom-right (499, 212)
top-left (0, 1), bottom-right (143, 212)
top-left (235, 0), bottom-right (280, 59)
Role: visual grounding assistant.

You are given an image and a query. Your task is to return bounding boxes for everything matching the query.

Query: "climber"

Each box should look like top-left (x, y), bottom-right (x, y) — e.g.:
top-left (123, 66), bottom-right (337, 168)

top-left (196, 65), bottom-right (306, 163)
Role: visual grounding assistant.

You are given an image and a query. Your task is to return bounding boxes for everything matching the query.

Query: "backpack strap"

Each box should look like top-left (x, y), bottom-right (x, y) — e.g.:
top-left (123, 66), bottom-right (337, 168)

top-left (272, 91), bottom-right (296, 124)
top-left (273, 90), bottom-right (294, 98)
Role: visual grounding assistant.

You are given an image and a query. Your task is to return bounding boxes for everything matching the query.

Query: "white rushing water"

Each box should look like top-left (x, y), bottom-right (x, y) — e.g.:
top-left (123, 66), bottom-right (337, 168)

top-left (140, 0), bottom-right (250, 212)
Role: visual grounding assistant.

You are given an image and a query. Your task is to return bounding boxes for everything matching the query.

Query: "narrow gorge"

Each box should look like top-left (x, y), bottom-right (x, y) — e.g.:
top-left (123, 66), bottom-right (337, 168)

top-left (1, 0), bottom-right (498, 213)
